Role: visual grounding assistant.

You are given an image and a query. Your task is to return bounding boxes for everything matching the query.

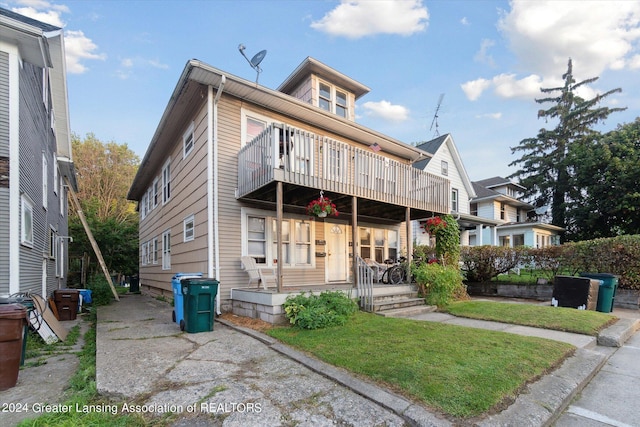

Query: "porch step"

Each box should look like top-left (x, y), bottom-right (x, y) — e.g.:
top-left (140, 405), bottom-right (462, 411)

top-left (376, 304), bottom-right (438, 318)
top-left (371, 290), bottom-right (419, 303)
top-left (372, 297), bottom-right (427, 312)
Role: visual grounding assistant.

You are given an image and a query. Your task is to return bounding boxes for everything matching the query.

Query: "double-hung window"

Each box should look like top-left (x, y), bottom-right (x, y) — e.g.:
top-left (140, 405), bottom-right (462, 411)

top-left (21, 195), bottom-right (34, 247)
top-left (162, 160), bottom-right (171, 204)
top-left (319, 83), bottom-right (332, 112)
top-left (184, 214), bottom-right (195, 242)
top-left (359, 227), bottom-right (398, 263)
top-left (162, 230), bottom-right (171, 270)
top-left (183, 122), bottom-right (195, 158)
top-left (318, 82), bottom-right (349, 118)
top-left (335, 90), bottom-right (347, 117)
top-left (42, 154), bottom-right (48, 209)
top-left (451, 189), bottom-right (459, 212)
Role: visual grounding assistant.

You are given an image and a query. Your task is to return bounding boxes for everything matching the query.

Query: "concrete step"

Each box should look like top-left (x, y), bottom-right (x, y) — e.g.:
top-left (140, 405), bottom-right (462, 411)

top-left (373, 297), bottom-right (426, 312)
top-left (376, 304), bottom-right (437, 318)
top-left (371, 290), bottom-right (419, 303)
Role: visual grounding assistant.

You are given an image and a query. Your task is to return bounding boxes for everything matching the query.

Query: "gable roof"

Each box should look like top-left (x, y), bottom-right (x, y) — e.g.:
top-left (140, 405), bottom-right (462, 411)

top-left (413, 133), bottom-right (476, 199)
top-left (475, 176), bottom-right (526, 191)
top-left (471, 180), bottom-right (532, 209)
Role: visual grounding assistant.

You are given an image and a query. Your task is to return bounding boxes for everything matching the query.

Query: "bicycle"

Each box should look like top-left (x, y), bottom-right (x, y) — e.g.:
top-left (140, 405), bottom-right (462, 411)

top-left (381, 255), bottom-right (425, 285)
top-left (381, 257), bottom-right (407, 285)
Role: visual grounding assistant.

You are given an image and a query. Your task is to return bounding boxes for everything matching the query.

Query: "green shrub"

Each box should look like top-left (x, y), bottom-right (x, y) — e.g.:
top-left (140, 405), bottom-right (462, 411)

top-left (283, 291), bottom-right (358, 329)
top-left (86, 275), bottom-right (115, 306)
top-left (460, 246), bottom-right (525, 282)
top-left (413, 263), bottom-right (466, 306)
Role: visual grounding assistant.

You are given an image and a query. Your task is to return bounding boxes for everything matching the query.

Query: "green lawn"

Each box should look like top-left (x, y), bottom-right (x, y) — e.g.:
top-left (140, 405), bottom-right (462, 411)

top-left (268, 312), bottom-right (574, 419)
top-left (445, 301), bottom-right (617, 335)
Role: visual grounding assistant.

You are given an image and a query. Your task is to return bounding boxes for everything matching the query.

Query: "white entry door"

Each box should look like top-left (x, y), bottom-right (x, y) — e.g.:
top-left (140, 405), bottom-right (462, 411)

top-left (325, 222), bottom-right (347, 282)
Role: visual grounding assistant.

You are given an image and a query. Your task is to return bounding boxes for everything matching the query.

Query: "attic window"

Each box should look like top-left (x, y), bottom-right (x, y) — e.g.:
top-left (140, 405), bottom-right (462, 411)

top-left (441, 160), bottom-right (448, 176)
top-left (319, 83), bottom-right (331, 112)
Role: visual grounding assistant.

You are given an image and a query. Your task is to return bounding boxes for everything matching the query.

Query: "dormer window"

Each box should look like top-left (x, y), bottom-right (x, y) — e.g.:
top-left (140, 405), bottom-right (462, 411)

top-left (318, 81), bottom-right (349, 118)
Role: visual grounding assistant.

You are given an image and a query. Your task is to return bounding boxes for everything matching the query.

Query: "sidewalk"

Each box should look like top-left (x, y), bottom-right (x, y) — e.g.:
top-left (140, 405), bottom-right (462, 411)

top-left (93, 294), bottom-right (639, 427)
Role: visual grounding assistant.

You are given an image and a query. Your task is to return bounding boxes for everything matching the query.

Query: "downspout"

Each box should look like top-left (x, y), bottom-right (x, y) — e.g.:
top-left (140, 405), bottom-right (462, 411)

top-left (208, 76), bottom-right (225, 315)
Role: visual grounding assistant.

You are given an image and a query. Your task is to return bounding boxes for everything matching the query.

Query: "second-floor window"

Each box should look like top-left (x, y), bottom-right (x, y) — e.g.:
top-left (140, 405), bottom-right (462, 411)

top-left (500, 202), bottom-right (506, 220)
top-left (162, 160), bottom-right (171, 204)
top-left (184, 214), bottom-right (195, 242)
top-left (471, 203), bottom-right (478, 216)
top-left (183, 122), bottom-right (195, 158)
top-left (21, 195), bottom-right (34, 247)
top-left (318, 81), bottom-right (349, 118)
top-left (451, 189), bottom-right (459, 212)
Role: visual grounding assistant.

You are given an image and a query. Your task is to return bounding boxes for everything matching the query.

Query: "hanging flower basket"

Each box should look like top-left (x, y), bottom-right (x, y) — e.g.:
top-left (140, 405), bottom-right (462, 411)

top-left (421, 216), bottom-right (447, 236)
top-left (307, 196), bottom-right (339, 218)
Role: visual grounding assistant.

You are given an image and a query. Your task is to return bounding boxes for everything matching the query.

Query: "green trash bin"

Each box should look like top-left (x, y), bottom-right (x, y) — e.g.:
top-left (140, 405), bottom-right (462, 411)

top-left (580, 273), bottom-right (618, 313)
top-left (181, 278), bottom-right (218, 333)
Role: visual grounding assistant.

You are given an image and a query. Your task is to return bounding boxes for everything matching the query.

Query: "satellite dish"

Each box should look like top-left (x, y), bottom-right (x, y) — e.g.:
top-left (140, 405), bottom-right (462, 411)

top-left (250, 50), bottom-right (267, 68)
top-left (238, 44), bottom-right (267, 84)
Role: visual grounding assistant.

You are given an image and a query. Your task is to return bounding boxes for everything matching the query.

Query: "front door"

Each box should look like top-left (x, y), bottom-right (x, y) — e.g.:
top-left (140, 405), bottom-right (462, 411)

top-left (325, 222), bottom-right (347, 282)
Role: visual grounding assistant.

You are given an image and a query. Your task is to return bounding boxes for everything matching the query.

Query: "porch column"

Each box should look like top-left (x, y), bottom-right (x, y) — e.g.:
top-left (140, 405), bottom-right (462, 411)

top-left (276, 181), bottom-right (283, 292)
top-left (406, 208), bottom-right (412, 279)
top-left (352, 196), bottom-right (358, 286)
top-left (476, 225), bottom-right (483, 245)
top-left (491, 227), bottom-right (498, 246)
top-left (460, 229), bottom-right (469, 246)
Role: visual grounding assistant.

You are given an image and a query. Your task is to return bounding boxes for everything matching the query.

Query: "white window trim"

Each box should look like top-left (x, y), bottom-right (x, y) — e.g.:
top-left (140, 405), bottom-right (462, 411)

top-left (358, 225), bottom-right (400, 263)
top-left (240, 109), bottom-right (273, 147)
top-left (140, 193), bottom-right (148, 219)
top-left (317, 79), bottom-right (349, 118)
top-left (184, 214), bottom-right (195, 242)
top-left (451, 188), bottom-right (459, 213)
top-left (152, 178), bottom-right (159, 208)
top-left (42, 153), bottom-right (48, 209)
top-left (241, 207), bottom-right (316, 268)
top-left (21, 195), bottom-right (34, 247)
top-left (53, 153), bottom-right (58, 195)
top-left (152, 237), bottom-right (159, 264)
top-left (162, 230), bottom-right (171, 270)
top-left (49, 226), bottom-right (57, 259)
top-left (162, 159), bottom-right (171, 205)
top-left (183, 121), bottom-right (195, 158)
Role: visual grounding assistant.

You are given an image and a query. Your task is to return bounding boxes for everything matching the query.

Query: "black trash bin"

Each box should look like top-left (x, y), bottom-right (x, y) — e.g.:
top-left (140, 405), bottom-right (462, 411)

top-left (552, 275), bottom-right (600, 310)
top-left (181, 278), bottom-right (219, 333)
top-left (129, 274), bottom-right (140, 293)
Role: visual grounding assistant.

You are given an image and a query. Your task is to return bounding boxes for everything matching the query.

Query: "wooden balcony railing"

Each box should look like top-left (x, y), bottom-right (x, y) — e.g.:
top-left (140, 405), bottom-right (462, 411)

top-left (237, 123), bottom-right (450, 213)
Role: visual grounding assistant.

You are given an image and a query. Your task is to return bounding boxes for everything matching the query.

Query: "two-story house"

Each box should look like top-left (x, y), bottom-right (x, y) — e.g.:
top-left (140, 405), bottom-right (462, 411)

top-left (412, 134), bottom-right (500, 246)
top-left (469, 177), bottom-right (563, 247)
top-left (127, 57), bottom-right (450, 321)
top-left (0, 7), bottom-right (76, 298)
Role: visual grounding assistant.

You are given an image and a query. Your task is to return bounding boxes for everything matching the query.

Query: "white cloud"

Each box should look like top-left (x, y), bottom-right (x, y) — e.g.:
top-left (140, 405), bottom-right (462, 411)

top-left (360, 100), bottom-right (409, 122)
top-left (498, 1), bottom-right (640, 78)
top-left (461, 78), bottom-right (491, 101)
top-left (476, 112), bottom-right (502, 120)
top-left (474, 39), bottom-right (496, 67)
top-left (463, 1), bottom-right (640, 102)
top-left (492, 73), bottom-right (543, 99)
top-left (115, 57), bottom-right (169, 80)
top-left (311, 0), bottom-right (429, 39)
top-left (460, 17), bottom-right (470, 26)
top-left (64, 30), bottom-right (106, 74)
top-left (11, 2), bottom-right (106, 74)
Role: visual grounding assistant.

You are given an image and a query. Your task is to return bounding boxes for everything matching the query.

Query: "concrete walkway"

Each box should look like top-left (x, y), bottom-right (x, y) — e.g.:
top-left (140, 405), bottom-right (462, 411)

top-left (93, 294), bottom-right (639, 427)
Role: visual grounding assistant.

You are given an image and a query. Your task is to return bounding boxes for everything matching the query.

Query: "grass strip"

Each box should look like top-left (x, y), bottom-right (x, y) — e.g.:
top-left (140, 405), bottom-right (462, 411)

top-left (268, 312), bottom-right (574, 418)
top-left (445, 301), bottom-right (616, 335)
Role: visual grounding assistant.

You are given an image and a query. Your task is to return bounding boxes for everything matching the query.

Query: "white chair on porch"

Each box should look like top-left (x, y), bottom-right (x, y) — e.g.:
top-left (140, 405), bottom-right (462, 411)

top-left (241, 256), bottom-right (278, 290)
top-left (364, 258), bottom-right (385, 283)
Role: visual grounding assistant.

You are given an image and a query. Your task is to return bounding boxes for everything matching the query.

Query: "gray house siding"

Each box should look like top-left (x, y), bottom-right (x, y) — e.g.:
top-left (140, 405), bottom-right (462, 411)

top-left (0, 51), bottom-right (9, 294)
top-left (18, 60), bottom-right (66, 296)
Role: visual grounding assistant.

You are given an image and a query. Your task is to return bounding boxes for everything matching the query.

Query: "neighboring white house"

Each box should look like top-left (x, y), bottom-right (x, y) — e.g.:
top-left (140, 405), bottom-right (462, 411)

top-left (469, 177), bottom-right (563, 247)
top-left (0, 7), bottom-right (76, 297)
top-left (412, 134), bottom-right (499, 246)
top-left (412, 135), bottom-right (563, 248)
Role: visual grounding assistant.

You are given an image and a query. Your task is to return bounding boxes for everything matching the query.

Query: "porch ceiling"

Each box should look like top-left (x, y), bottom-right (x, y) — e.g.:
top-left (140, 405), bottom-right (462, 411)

top-left (239, 182), bottom-right (436, 223)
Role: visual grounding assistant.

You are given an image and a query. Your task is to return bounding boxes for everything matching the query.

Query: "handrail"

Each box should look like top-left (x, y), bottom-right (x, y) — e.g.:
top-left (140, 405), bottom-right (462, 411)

top-left (356, 256), bottom-right (374, 312)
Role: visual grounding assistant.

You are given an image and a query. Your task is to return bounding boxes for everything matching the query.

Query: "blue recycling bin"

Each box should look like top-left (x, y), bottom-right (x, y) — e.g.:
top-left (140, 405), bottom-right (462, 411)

top-left (171, 273), bottom-right (202, 325)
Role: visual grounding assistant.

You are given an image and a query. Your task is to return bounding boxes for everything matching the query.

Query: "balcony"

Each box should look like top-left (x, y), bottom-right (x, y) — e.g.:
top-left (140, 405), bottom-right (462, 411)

top-left (237, 124), bottom-right (450, 220)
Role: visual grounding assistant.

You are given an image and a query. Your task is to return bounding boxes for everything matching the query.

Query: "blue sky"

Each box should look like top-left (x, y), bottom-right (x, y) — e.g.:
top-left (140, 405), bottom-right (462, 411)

top-left (4, 0), bottom-right (640, 180)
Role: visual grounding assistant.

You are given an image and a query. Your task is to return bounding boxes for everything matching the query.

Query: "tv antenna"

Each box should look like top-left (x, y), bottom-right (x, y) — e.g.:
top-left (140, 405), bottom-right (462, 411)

top-left (238, 44), bottom-right (267, 84)
top-left (429, 93), bottom-right (445, 137)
